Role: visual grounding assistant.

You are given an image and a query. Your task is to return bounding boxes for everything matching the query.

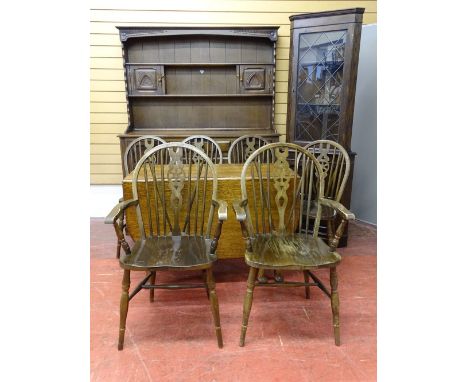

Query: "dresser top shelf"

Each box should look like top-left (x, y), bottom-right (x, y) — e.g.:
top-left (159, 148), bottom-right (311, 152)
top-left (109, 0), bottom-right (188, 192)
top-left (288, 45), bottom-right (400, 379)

top-left (117, 26), bottom-right (279, 42)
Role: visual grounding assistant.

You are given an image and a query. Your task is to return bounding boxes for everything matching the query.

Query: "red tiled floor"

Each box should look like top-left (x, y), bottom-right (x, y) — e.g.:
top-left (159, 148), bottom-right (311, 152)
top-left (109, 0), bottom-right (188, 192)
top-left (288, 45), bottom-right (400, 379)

top-left (91, 219), bottom-right (376, 381)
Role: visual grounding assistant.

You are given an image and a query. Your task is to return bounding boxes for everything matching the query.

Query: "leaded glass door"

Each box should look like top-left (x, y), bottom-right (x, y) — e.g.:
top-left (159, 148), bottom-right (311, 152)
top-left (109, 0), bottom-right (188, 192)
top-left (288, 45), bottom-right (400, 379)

top-left (286, 9), bottom-right (364, 247)
top-left (294, 30), bottom-right (347, 142)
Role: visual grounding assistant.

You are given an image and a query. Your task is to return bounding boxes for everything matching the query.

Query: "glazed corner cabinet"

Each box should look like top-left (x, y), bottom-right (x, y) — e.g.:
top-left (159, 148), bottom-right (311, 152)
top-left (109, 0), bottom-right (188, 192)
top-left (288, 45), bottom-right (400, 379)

top-left (286, 8), bottom-right (364, 245)
top-left (116, 26), bottom-right (280, 166)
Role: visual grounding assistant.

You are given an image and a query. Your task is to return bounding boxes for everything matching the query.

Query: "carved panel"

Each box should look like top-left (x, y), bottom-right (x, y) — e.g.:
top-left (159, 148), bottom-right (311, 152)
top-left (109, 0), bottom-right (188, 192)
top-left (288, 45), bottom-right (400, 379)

top-left (127, 64), bottom-right (165, 95)
top-left (135, 69), bottom-right (157, 90)
top-left (239, 65), bottom-right (273, 94)
top-left (243, 68), bottom-right (265, 90)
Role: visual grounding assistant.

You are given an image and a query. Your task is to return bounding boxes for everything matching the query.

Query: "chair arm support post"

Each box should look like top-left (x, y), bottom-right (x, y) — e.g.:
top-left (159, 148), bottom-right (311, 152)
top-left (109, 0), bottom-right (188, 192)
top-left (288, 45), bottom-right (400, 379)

top-left (328, 218), bottom-right (348, 252)
top-left (232, 200), bottom-right (253, 252)
top-left (105, 199), bottom-right (138, 256)
top-left (319, 198), bottom-right (355, 221)
top-left (210, 199), bottom-right (228, 254)
top-left (112, 221), bottom-right (132, 256)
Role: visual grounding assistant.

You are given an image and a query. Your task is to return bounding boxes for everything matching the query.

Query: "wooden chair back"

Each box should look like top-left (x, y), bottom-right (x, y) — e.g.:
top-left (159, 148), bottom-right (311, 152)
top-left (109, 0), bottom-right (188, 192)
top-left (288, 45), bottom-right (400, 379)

top-left (132, 142), bottom-right (218, 240)
top-left (182, 135), bottom-right (223, 164)
top-left (227, 135), bottom-right (270, 164)
top-left (123, 136), bottom-right (167, 176)
top-left (240, 143), bottom-right (324, 237)
top-left (303, 140), bottom-right (350, 202)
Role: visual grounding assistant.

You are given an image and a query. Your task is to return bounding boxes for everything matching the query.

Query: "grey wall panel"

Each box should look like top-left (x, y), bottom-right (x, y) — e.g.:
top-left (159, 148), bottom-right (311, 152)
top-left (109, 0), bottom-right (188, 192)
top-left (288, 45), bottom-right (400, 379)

top-left (350, 24), bottom-right (377, 225)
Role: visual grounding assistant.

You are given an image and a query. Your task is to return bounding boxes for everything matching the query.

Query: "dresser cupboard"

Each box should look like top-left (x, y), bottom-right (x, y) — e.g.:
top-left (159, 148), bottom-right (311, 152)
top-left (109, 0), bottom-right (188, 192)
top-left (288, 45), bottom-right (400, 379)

top-left (116, 27), bottom-right (280, 167)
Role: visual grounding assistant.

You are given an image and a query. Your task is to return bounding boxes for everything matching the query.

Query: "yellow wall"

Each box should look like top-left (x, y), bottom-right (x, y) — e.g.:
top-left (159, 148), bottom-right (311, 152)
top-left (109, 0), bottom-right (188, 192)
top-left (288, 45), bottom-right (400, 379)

top-left (90, 0), bottom-right (377, 184)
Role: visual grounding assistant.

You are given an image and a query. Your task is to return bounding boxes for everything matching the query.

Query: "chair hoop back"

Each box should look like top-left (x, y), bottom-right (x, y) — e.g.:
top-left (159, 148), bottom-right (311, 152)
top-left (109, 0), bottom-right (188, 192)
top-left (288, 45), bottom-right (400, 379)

top-left (303, 140), bottom-right (350, 202)
top-left (182, 135), bottom-right (223, 164)
top-left (132, 142), bottom-right (218, 240)
top-left (123, 136), bottom-right (167, 176)
top-left (240, 142), bottom-right (324, 238)
top-left (227, 135), bottom-right (270, 164)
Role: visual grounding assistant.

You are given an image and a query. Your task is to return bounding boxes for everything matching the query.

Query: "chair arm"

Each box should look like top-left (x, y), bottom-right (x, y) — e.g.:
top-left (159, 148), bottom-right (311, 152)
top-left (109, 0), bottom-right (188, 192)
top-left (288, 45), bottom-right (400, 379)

top-left (319, 198), bottom-right (355, 221)
top-left (232, 199), bottom-right (253, 252)
top-left (210, 199), bottom-right (228, 254)
top-left (232, 199), bottom-right (247, 221)
top-left (213, 199), bottom-right (228, 221)
top-left (104, 199), bottom-right (139, 224)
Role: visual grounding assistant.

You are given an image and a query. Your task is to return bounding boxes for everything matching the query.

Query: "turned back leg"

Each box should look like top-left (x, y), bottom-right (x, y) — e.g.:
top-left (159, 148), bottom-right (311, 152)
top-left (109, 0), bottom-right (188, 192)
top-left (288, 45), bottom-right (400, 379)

top-left (330, 267), bottom-right (340, 346)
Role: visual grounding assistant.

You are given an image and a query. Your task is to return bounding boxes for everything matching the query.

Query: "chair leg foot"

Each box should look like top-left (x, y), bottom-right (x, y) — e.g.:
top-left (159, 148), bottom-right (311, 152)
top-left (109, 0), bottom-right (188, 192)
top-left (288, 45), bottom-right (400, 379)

top-left (118, 269), bottom-right (131, 350)
top-left (330, 267), bottom-right (340, 346)
top-left (206, 268), bottom-right (223, 348)
top-left (303, 271), bottom-right (310, 299)
top-left (240, 266), bottom-right (258, 347)
top-left (149, 271), bottom-right (156, 302)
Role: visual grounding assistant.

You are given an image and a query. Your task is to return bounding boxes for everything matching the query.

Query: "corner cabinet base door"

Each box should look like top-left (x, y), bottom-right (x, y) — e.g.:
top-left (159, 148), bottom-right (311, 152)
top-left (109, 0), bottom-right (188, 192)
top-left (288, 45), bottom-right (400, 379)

top-left (239, 65), bottom-right (273, 94)
top-left (127, 64), bottom-right (165, 95)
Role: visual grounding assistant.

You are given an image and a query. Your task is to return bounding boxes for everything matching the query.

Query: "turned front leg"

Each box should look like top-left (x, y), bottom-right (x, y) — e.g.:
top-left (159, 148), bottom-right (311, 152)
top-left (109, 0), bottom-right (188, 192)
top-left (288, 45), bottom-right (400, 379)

top-left (118, 269), bottom-right (131, 350)
top-left (240, 266), bottom-right (258, 347)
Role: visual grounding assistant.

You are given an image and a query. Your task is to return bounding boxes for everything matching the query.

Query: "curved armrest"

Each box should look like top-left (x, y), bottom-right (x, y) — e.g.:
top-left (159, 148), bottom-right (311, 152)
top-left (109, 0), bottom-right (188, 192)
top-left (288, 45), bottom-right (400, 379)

top-left (232, 199), bottom-right (253, 252)
top-left (319, 198), bottom-right (355, 221)
top-left (232, 199), bottom-right (247, 221)
top-left (213, 199), bottom-right (228, 221)
top-left (104, 199), bottom-right (138, 224)
top-left (210, 199), bottom-right (228, 254)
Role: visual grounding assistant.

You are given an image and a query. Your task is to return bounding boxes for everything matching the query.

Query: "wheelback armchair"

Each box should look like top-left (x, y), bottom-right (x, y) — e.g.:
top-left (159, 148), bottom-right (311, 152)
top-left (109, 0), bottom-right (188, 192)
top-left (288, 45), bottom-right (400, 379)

top-left (232, 142), bottom-right (355, 346)
top-left (105, 142), bottom-right (227, 350)
top-left (115, 136), bottom-right (167, 259)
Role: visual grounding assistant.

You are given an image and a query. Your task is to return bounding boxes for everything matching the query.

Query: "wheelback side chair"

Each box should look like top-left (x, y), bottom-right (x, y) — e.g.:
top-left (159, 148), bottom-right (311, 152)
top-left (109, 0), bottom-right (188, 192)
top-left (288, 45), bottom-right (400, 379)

top-left (232, 143), bottom-right (355, 346)
top-left (115, 136), bottom-right (167, 259)
top-left (302, 140), bottom-right (351, 245)
top-left (182, 135), bottom-right (224, 164)
top-left (105, 142), bottom-right (227, 350)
